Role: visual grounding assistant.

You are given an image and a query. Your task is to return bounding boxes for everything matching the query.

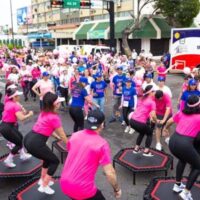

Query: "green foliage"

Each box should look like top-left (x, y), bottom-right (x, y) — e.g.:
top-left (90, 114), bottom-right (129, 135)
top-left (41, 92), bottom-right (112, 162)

top-left (155, 0), bottom-right (200, 27)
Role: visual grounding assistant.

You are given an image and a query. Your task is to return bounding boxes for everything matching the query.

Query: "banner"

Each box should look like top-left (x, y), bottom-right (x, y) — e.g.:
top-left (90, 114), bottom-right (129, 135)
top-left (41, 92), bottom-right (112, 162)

top-left (17, 7), bottom-right (28, 25)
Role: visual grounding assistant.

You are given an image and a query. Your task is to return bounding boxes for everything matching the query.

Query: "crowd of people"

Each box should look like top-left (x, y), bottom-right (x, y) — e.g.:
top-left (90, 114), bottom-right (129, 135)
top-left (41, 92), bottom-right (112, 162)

top-left (0, 46), bottom-right (200, 200)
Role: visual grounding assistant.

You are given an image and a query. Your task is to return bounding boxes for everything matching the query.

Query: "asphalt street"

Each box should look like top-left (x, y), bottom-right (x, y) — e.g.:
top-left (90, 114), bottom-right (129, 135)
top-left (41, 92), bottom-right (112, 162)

top-left (0, 74), bottom-right (197, 200)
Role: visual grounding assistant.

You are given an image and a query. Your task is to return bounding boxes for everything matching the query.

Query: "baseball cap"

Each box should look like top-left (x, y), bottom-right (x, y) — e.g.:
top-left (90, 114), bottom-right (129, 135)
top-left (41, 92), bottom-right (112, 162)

top-left (188, 79), bottom-right (197, 86)
top-left (42, 71), bottom-right (49, 77)
top-left (125, 78), bottom-right (132, 82)
top-left (53, 97), bottom-right (65, 105)
top-left (96, 72), bottom-right (102, 78)
top-left (116, 66), bottom-right (123, 70)
top-left (79, 76), bottom-right (89, 85)
top-left (157, 76), bottom-right (166, 82)
top-left (144, 73), bottom-right (153, 79)
top-left (85, 109), bottom-right (105, 130)
top-left (7, 84), bottom-right (17, 90)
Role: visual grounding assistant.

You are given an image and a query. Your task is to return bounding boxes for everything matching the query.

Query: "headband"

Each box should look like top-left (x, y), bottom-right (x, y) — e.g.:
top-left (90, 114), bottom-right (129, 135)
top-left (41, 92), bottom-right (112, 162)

top-left (143, 87), bottom-right (154, 96)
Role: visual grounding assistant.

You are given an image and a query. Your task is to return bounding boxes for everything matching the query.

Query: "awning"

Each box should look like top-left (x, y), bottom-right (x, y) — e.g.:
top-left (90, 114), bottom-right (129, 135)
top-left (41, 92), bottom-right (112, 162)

top-left (115, 19), bottom-right (133, 39)
top-left (52, 30), bottom-right (75, 39)
top-left (28, 33), bottom-right (52, 39)
top-left (75, 23), bottom-right (95, 40)
top-left (132, 17), bottom-right (157, 39)
top-left (88, 22), bottom-right (109, 39)
top-left (153, 17), bottom-right (171, 38)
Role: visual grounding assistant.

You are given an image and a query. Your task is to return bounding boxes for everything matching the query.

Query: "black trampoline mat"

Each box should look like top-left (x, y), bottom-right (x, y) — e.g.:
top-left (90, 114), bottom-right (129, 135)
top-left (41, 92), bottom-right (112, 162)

top-left (119, 149), bottom-right (168, 169)
top-left (0, 155), bottom-right (42, 176)
top-left (17, 180), bottom-right (71, 200)
top-left (151, 179), bottom-right (200, 200)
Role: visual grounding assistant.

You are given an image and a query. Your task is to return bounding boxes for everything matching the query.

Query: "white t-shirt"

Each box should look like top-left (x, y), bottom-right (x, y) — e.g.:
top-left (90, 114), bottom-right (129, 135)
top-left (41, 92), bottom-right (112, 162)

top-left (60, 74), bottom-right (69, 88)
top-left (158, 85), bottom-right (173, 98)
top-left (8, 73), bottom-right (19, 84)
top-left (132, 52), bottom-right (138, 59)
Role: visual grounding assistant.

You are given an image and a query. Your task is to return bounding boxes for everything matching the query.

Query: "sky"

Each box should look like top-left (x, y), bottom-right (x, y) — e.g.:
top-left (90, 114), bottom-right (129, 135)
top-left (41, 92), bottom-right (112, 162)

top-left (0, 0), bottom-right (31, 31)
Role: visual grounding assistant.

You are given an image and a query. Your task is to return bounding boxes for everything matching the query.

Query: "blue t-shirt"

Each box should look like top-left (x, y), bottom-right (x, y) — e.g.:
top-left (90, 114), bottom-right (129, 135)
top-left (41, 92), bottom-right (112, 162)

top-left (122, 86), bottom-right (137, 107)
top-left (91, 81), bottom-right (107, 98)
top-left (112, 75), bottom-right (126, 96)
top-left (181, 90), bottom-right (200, 102)
top-left (71, 86), bottom-right (88, 107)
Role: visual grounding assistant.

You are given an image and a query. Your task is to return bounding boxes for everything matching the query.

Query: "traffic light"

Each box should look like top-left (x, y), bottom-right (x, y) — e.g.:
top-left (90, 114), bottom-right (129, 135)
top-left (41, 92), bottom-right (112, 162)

top-left (51, 0), bottom-right (63, 8)
top-left (80, 1), bottom-right (92, 7)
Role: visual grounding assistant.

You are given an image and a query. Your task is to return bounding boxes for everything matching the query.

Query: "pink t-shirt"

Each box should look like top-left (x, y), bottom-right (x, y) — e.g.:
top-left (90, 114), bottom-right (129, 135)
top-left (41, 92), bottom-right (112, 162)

top-left (155, 94), bottom-right (172, 116)
top-left (33, 79), bottom-right (54, 100)
top-left (31, 68), bottom-right (41, 80)
top-left (173, 111), bottom-right (200, 138)
top-left (60, 129), bottom-right (111, 200)
top-left (2, 101), bottom-right (21, 123)
top-left (157, 66), bottom-right (166, 78)
top-left (132, 96), bottom-right (156, 123)
top-left (32, 112), bottom-right (62, 137)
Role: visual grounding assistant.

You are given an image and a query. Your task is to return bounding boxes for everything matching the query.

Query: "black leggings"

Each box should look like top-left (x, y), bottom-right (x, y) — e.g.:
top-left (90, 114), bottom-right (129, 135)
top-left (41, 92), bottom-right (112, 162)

top-left (86, 190), bottom-right (106, 200)
top-left (59, 87), bottom-right (68, 106)
top-left (122, 107), bottom-right (132, 126)
top-left (0, 122), bottom-right (23, 154)
top-left (69, 106), bottom-right (84, 132)
top-left (30, 79), bottom-right (37, 98)
top-left (169, 133), bottom-right (200, 190)
top-left (24, 131), bottom-right (59, 176)
top-left (130, 119), bottom-right (153, 148)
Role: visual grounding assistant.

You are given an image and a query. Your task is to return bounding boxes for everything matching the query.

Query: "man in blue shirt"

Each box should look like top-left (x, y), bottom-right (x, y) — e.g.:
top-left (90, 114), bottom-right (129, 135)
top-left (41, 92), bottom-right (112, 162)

top-left (109, 66), bottom-right (126, 123)
top-left (91, 73), bottom-right (107, 112)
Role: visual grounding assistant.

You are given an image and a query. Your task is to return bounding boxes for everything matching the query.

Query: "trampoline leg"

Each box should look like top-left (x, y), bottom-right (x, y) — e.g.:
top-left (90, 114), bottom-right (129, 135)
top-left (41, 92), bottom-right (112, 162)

top-left (133, 173), bottom-right (136, 185)
top-left (165, 170), bottom-right (168, 177)
top-left (171, 160), bottom-right (174, 170)
top-left (113, 161), bottom-right (115, 169)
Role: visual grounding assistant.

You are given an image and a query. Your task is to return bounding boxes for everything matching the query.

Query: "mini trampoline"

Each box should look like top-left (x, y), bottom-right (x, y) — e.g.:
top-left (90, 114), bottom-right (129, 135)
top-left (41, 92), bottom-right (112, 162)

top-left (144, 177), bottom-right (200, 200)
top-left (113, 148), bottom-right (173, 184)
top-left (9, 176), bottom-right (72, 200)
top-left (0, 154), bottom-right (42, 178)
top-left (52, 136), bottom-right (71, 164)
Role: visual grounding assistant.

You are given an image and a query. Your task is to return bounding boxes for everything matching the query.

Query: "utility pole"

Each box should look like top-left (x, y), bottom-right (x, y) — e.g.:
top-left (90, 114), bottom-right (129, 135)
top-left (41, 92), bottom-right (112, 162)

top-left (9, 0), bottom-right (14, 44)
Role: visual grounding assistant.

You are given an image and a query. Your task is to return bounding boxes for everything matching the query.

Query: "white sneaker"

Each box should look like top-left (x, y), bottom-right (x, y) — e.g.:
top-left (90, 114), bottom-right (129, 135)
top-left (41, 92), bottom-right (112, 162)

top-left (155, 143), bottom-right (162, 151)
top-left (179, 190), bottom-right (193, 200)
top-left (143, 151), bottom-right (154, 157)
top-left (20, 153), bottom-right (32, 161)
top-left (4, 157), bottom-right (16, 168)
top-left (124, 126), bottom-right (130, 133)
top-left (38, 179), bottom-right (54, 186)
top-left (121, 121), bottom-right (126, 126)
top-left (165, 137), bottom-right (170, 145)
top-left (173, 182), bottom-right (186, 193)
top-left (129, 128), bottom-right (135, 134)
top-left (38, 185), bottom-right (55, 195)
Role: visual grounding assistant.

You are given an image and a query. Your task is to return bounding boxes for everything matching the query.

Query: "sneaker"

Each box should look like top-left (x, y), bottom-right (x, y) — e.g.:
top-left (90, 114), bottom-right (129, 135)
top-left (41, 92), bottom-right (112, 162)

top-left (173, 183), bottom-right (186, 193)
top-left (143, 151), bottom-right (154, 157)
top-left (4, 158), bottom-right (16, 168)
top-left (155, 143), bottom-right (162, 151)
top-left (165, 137), bottom-right (170, 145)
top-left (129, 128), bottom-right (135, 134)
top-left (38, 179), bottom-right (54, 186)
top-left (121, 121), bottom-right (126, 126)
top-left (133, 149), bottom-right (140, 154)
top-left (6, 142), bottom-right (15, 150)
top-left (20, 153), bottom-right (32, 161)
top-left (38, 185), bottom-right (55, 195)
top-left (124, 126), bottom-right (130, 133)
top-left (179, 190), bottom-right (193, 200)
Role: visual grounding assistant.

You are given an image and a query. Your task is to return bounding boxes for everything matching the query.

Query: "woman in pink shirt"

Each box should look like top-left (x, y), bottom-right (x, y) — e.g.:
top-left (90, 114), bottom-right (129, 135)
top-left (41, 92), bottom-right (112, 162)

top-left (30, 64), bottom-right (41, 101)
top-left (164, 95), bottom-right (200, 200)
top-left (130, 85), bottom-right (157, 156)
top-left (32, 71), bottom-right (54, 110)
top-left (0, 89), bottom-right (33, 168)
top-left (24, 92), bottom-right (68, 195)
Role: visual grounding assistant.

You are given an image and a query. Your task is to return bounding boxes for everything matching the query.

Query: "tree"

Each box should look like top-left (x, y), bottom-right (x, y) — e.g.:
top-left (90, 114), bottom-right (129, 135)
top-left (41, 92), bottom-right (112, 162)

top-left (122, 0), bottom-right (200, 56)
top-left (154, 0), bottom-right (200, 27)
top-left (122, 0), bottom-right (158, 56)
